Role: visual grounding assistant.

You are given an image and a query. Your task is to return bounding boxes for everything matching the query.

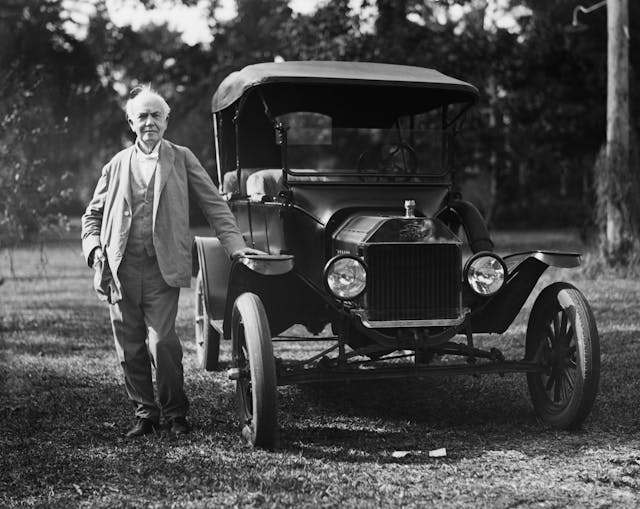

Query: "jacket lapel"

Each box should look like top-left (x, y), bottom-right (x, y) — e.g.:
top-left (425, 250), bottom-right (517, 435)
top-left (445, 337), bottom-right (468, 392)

top-left (115, 147), bottom-right (134, 257)
top-left (122, 147), bottom-right (133, 209)
top-left (105, 147), bottom-right (133, 238)
top-left (153, 139), bottom-right (175, 228)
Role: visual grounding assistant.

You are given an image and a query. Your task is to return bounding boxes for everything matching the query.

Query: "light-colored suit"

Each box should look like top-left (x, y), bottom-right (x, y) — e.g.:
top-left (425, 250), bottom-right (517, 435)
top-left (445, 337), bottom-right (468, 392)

top-left (81, 139), bottom-right (246, 423)
top-left (81, 139), bottom-right (246, 296)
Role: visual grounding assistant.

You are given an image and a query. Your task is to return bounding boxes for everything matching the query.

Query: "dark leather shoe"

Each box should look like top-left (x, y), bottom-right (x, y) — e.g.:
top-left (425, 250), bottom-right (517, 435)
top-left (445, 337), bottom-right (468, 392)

top-left (125, 418), bottom-right (158, 438)
top-left (170, 417), bottom-right (191, 435)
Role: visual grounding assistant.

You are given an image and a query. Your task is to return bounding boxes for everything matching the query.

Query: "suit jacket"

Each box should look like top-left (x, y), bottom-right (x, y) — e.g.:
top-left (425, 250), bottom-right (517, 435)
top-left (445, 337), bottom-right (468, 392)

top-left (81, 139), bottom-right (246, 301)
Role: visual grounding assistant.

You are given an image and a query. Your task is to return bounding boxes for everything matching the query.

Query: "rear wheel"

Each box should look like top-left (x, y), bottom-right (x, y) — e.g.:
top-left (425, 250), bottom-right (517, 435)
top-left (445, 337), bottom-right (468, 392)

top-left (232, 292), bottom-right (278, 449)
top-left (526, 282), bottom-right (600, 429)
top-left (194, 270), bottom-right (220, 371)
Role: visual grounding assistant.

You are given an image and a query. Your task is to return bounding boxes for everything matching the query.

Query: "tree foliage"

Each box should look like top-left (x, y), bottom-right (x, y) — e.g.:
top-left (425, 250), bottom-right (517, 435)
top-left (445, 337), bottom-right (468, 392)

top-left (0, 0), bottom-right (92, 246)
top-left (1, 0), bottom-right (639, 244)
top-left (0, 69), bottom-right (73, 246)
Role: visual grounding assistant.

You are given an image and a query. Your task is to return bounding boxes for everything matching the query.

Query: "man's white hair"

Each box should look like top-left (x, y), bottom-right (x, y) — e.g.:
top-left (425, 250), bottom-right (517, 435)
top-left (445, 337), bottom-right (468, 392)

top-left (125, 85), bottom-right (171, 120)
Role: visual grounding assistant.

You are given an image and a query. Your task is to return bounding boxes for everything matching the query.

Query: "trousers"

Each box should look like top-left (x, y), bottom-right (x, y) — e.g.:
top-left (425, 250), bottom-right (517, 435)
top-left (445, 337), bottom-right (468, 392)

top-left (109, 253), bottom-right (189, 422)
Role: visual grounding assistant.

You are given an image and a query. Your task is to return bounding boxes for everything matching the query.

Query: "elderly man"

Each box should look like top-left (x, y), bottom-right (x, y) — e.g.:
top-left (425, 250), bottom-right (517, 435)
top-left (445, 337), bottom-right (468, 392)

top-left (82, 86), bottom-right (258, 437)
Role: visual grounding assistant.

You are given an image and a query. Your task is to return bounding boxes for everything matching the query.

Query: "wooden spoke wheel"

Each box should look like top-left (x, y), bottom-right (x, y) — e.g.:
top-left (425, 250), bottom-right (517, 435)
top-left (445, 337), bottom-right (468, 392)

top-left (194, 270), bottom-right (220, 371)
top-left (526, 282), bottom-right (600, 430)
top-left (232, 292), bottom-right (278, 449)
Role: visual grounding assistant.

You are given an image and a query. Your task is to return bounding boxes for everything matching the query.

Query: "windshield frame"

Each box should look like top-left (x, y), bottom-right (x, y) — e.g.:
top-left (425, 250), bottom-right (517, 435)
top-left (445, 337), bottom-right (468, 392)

top-left (274, 105), bottom-right (459, 183)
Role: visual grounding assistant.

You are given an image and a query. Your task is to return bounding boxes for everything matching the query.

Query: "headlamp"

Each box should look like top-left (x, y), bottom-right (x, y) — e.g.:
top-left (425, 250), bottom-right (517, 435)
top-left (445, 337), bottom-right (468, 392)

top-left (324, 255), bottom-right (367, 300)
top-left (464, 252), bottom-right (507, 296)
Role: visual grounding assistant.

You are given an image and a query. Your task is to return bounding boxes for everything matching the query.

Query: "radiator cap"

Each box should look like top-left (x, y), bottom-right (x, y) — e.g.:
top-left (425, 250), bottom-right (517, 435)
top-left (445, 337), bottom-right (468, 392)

top-left (404, 199), bottom-right (416, 217)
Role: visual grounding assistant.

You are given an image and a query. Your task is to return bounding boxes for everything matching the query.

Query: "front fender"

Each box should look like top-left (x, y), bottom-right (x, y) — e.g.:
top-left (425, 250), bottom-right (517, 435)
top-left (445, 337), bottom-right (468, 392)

top-left (503, 250), bottom-right (581, 271)
top-left (469, 251), bottom-right (581, 334)
top-left (222, 261), bottom-right (329, 340)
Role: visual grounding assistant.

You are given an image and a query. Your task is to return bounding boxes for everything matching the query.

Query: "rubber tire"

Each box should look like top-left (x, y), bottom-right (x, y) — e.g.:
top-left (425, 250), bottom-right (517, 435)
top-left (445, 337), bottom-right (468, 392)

top-left (194, 270), bottom-right (220, 371)
top-left (526, 282), bottom-right (600, 430)
top-left (232, 292), bottom-right (278, 449)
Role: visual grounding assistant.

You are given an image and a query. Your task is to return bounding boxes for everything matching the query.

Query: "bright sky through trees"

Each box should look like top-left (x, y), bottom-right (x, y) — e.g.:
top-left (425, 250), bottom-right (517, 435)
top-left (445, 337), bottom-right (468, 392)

top-left (62, 0), bottom-right (350, 45)
top-left (62, 0), bottom-right (528, 46)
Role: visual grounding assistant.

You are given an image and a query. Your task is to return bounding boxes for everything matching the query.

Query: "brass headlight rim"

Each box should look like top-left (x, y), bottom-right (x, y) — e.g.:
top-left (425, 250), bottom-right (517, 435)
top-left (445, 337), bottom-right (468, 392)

top-left (323, 254), bottom-right (368, 301)
top-left (463, 251), bottom-right (508, 297)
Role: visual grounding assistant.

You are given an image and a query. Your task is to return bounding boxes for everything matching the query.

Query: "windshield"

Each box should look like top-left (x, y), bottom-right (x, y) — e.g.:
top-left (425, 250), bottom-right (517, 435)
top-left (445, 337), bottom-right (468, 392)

top-left (277, 112), bottom-right (450, 178)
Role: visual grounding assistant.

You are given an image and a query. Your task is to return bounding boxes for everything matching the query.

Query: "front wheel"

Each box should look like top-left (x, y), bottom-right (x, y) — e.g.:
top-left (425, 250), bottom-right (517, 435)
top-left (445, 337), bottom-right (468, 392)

top-left (526, 282), bottom-right (600, 430)
top-left (194, 270), bottom-right (220, 371)
top-left (232, 292), bottom-right (278, 449)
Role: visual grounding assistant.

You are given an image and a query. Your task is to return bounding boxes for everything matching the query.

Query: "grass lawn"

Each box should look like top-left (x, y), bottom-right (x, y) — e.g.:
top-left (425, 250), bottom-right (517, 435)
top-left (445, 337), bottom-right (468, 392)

top-left (1, 230), bottom-right (640, 508)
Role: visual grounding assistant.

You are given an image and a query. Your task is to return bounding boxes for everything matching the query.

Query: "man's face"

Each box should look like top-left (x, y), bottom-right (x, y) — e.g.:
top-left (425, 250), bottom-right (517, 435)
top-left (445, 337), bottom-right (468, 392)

top-left (127, 95), bottom-right (168, 148)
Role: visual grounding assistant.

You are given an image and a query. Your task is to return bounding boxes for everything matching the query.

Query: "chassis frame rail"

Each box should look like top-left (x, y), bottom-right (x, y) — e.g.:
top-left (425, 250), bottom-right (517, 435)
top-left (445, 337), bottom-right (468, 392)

top-left (276, 360), bottom-right (545, 386)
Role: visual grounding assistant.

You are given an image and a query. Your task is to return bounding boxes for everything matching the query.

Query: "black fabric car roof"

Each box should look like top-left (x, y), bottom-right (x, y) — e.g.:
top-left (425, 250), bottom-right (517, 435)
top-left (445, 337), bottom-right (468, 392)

top-left (211, 61), bottom-right (479, 114)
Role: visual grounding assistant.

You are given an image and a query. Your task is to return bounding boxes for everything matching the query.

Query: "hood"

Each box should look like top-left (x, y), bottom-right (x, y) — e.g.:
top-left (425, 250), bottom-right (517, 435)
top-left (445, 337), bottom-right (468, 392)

top-left (333, 215), bottom-right (461, 255)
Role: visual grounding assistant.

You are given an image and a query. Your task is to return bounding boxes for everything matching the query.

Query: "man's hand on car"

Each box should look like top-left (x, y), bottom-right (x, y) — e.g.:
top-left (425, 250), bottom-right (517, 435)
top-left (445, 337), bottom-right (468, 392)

top-left (231, 247), bottom-right (266, 259)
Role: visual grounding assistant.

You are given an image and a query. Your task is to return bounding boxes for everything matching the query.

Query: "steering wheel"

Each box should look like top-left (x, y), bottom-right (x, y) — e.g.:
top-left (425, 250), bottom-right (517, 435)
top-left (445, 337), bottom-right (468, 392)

top-left (356, 142), bottom-right (418, 176)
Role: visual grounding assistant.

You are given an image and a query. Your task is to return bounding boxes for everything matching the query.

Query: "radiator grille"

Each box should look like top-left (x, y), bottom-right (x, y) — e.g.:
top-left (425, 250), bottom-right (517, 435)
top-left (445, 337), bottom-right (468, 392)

top-left (364, 243), bottom-right (461, 321)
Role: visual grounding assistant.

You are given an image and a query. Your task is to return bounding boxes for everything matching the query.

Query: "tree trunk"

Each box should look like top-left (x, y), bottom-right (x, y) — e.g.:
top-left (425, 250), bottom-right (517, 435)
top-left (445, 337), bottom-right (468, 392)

top-left (598, 0), bottom-right (640, 265)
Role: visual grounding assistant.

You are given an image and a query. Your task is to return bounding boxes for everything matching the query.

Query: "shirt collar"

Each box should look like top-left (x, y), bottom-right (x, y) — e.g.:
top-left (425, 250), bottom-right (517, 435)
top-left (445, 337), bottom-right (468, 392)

top-left (135, 139), bottom-right (161, 159)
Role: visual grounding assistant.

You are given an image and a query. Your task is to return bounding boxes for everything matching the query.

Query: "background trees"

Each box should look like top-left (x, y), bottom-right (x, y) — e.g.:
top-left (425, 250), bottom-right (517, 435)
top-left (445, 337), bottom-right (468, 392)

top-left (596, 0), bottom-right (640, 268)
top-left (1, 0), bottom-right (638, 263)
top-left (0, 0), bottom-right (108, 247)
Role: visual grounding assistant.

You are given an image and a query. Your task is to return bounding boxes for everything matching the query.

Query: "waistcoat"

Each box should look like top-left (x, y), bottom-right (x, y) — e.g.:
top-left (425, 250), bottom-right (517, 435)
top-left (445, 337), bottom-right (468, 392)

top-left (125, 154), bottom-right (156, 258)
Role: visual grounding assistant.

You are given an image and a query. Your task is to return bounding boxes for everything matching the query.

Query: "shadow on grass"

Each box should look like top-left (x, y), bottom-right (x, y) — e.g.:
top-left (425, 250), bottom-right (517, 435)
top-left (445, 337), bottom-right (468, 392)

top-left (177, 323), bottom-right (640, 462)
top-left (3, 317), bottom-right (640, 477)
top-left (266, 328), bottom-right (640, 461)
top-left (0, 362), bottom-right (129, 447)
top-left (274, 375), bottom-right (534, 461)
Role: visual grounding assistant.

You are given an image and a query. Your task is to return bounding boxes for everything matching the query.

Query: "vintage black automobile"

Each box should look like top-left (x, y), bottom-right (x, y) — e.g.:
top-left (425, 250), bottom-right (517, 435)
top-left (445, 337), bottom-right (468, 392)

top-left (193, 61), bottom-right (600, 448)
